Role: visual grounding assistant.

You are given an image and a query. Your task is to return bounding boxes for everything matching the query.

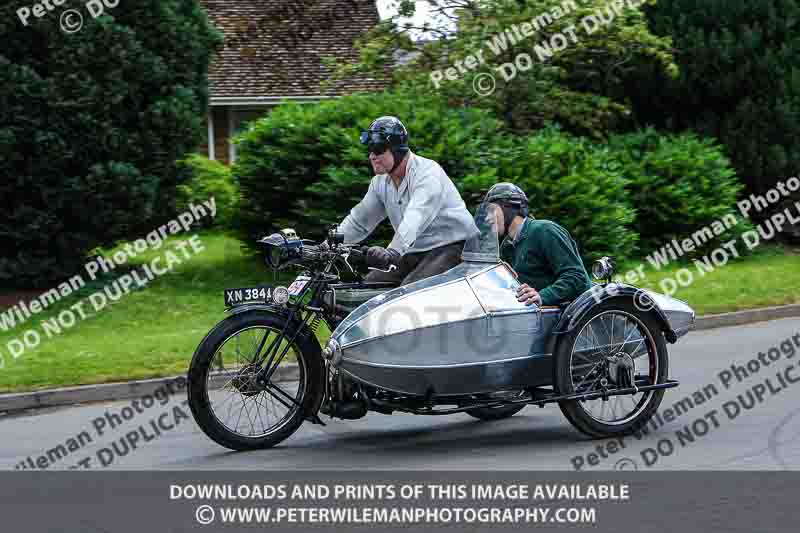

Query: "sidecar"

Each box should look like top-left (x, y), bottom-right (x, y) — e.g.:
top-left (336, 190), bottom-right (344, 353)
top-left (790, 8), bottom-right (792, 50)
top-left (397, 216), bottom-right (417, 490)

top-left (322, 195), bottom-right (695, 433)
top-left (189, 192), bottom-right (697, 451)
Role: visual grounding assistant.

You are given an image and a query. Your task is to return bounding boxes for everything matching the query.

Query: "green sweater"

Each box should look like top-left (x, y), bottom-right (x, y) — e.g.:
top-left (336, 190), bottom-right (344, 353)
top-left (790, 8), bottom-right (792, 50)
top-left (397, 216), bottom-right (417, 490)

top-left (500, 218), bottom-right (592, 306)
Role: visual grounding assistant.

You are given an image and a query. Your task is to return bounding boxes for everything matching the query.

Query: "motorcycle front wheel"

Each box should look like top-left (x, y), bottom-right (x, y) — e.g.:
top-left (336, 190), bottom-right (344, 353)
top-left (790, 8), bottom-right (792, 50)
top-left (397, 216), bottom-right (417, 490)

top-left (187, 310), bottom-right (325, 451)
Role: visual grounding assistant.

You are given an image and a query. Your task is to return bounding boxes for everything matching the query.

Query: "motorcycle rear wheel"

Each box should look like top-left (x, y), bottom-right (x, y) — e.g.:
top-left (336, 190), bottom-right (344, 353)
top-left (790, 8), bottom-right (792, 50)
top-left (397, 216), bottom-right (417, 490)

top-left (187, 311), bottom-right (325, 451)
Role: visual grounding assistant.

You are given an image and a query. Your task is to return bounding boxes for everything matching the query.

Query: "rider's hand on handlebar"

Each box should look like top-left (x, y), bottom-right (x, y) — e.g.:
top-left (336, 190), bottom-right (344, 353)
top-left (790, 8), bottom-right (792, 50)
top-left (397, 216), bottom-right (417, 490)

top-left (345, 245), bottom-right (368, 267)
top-left (366, 246), bottom-right (401, 270)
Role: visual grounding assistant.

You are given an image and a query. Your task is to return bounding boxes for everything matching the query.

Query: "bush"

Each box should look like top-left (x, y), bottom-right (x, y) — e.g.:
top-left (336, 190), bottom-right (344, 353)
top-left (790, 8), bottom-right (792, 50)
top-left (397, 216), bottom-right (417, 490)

top-left (176, 154), bottom-right (239, 228)
top-left (461, 126), bottom-right (638, 265)
top-left (232, 90), bottom-right (501, 251)
top-left (0, 0), bottom-right (221, 288)
top-left (608, 128), bottom-right (753, 256)
top-left (231, 91), bottom-right (748, 267)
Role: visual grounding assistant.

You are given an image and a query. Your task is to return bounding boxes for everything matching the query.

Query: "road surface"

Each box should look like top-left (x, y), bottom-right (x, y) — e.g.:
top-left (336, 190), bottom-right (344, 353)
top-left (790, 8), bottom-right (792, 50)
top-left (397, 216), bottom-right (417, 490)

top-left (2, 318), bottom-right (799, 471)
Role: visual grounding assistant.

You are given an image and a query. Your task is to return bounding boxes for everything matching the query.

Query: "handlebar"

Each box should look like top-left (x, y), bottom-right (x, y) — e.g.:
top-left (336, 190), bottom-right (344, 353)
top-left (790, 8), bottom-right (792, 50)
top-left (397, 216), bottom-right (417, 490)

top-left (301, 241), bottom-right (370, 274)
top-left (259, 228), bottom-right (376, 275)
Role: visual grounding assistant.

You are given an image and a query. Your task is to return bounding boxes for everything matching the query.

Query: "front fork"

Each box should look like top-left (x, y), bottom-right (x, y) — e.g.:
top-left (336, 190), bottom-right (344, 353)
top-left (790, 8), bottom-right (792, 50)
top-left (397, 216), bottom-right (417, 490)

top-left (245, 295), bottom-right (327, 424)
top-left (252, 274), bottom-right (326, 385)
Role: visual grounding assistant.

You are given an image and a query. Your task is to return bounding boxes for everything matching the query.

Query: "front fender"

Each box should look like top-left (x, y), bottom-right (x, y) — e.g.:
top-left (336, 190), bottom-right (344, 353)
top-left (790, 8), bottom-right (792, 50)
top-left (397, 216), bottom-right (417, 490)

top-left (551, 283), bottom-right (680, 344)
top-left (224, 304), bottom-right (325, 345)
top-left (225, 303), bottom-right (290, 318)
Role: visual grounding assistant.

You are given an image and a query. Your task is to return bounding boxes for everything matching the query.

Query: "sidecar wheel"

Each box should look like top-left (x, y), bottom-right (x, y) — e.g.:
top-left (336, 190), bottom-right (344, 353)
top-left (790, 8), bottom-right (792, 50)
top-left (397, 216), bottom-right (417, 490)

top-left (188, 311), bottom-right (325, 451)
top-left (554, 300), bottom-right (668, 439)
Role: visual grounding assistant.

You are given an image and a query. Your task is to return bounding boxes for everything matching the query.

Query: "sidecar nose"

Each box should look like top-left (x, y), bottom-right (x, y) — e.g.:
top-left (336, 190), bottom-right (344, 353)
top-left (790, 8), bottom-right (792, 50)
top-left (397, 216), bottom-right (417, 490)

top-left (641, 289), bottom-right (696, 338)
top-left (322, 338), bottom-right (342, 366)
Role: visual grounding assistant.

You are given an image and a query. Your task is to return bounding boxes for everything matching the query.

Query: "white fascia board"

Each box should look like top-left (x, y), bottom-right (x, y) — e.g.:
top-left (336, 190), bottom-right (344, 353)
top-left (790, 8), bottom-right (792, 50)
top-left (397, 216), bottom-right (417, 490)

top-left (209, 96), bottom-right (338, 106)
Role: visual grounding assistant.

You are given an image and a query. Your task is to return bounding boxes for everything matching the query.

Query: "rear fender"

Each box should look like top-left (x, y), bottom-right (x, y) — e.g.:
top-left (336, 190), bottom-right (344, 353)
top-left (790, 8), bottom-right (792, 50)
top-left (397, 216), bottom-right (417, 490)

top-left (549, 284), bottom-right (678, 346)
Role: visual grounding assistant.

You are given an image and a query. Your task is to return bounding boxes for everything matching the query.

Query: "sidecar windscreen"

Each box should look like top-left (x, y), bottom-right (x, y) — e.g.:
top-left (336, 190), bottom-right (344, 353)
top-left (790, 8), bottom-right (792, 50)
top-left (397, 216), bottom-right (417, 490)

top-left (462, 194), bottom-right (501, 263)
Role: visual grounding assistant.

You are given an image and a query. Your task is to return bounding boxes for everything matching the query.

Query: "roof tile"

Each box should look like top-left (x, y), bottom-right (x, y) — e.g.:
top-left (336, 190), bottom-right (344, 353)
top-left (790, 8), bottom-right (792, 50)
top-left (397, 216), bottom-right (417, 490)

top-left (199, 0), bottom-right (391, 98)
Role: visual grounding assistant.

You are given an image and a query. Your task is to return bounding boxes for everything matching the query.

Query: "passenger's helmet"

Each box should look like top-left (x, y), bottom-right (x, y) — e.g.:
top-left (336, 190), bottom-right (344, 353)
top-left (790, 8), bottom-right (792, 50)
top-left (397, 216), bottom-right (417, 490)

top-left (486, 182), bottom-right (529, 235)
top-left (360, 116), bottom-right (409, 172)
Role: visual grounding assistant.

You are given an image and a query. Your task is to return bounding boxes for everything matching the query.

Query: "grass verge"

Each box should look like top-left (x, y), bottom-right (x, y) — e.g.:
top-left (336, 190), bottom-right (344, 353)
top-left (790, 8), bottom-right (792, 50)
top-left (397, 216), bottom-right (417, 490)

top-left (0, 232), bottom-right (296, 393)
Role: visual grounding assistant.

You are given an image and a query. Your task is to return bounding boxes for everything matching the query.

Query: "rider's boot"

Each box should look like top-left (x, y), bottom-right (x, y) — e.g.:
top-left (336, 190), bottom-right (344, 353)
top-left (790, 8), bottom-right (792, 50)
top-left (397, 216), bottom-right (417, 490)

top-left (319, 376), bottom-right (369, 419)
top-left (320, 399), bottom-right (368, 419)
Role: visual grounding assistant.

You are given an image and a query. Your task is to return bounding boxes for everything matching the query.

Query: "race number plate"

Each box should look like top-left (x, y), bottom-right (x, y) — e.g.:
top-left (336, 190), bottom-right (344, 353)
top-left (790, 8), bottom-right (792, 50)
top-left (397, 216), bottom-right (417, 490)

top-left (287, 275), bottom-right (311, 296)
top-left (224, 286), bottom-right (274, 307)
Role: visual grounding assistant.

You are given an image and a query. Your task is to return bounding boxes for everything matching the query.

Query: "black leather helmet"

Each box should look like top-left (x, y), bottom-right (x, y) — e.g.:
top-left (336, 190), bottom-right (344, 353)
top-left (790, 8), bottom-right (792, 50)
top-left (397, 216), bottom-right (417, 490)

top-left (486, 182), bottom-right (529, 235)
top-left (360, 116), bottom-right (409, 172)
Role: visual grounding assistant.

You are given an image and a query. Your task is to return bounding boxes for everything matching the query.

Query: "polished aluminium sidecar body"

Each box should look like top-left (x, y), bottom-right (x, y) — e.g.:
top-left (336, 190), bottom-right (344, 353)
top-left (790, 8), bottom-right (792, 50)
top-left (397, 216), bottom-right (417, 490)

top-left (322, 199), bottom-right (695, 397)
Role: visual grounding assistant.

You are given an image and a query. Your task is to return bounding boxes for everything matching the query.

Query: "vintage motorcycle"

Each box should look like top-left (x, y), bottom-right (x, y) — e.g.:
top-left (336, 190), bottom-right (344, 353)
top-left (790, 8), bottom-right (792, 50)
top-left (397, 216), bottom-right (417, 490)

top-left (187, 194), bottom-right (695, 451)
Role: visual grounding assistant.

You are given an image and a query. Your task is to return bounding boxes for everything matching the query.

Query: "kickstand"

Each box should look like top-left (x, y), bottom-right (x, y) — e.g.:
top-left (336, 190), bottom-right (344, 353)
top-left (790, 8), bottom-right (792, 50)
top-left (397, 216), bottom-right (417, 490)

top-left (306, 413), bottom-right (326, 426)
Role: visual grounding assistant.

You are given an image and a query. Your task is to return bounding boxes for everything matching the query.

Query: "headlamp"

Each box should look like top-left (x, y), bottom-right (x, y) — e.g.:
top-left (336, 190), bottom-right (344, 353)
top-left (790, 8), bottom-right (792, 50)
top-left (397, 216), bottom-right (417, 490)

top-left (322, 339), bottom-right (343, 366)
top-left (592, 256), bottom-right (615, 282)
top-left (272, 286), bottom-right (289, 305)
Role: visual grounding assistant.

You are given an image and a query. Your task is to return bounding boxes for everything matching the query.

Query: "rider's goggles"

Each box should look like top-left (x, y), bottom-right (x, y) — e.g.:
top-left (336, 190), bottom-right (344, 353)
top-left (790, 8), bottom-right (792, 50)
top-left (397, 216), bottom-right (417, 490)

top-left (360, 130), bottom-right (390, 155)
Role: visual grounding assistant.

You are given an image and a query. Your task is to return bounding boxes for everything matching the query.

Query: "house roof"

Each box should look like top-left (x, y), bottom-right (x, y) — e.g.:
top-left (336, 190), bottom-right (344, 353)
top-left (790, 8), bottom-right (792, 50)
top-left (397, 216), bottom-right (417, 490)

top-left (199, 0), bottom-right (390, 101)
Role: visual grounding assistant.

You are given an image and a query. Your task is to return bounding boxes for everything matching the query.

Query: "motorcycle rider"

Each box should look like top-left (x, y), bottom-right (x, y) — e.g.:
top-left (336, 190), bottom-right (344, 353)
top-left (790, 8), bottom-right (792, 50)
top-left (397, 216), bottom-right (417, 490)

top-left (335, 116), bottom-right (479, 285)
top-left (485, 183), bottom-right (592, 306)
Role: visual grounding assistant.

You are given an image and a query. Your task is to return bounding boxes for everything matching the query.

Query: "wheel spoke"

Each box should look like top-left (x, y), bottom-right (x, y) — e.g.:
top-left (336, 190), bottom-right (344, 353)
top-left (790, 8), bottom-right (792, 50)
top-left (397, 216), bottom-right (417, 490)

top-left (239, 393), bottom-right (258, 435)
top-left (573, 361), bottom-right (603, 391)
top-left (204, 325), bottom-right (305, 440)
top-left (568, 310), bottom-right (659, 426)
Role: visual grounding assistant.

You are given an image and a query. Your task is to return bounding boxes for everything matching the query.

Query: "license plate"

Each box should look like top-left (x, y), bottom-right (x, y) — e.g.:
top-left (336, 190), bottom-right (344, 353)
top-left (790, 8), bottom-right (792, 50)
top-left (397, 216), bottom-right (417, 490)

top-left (224, 286), bottom-right (273, 307)
top-left (287, 276), bottom-right (310, 296)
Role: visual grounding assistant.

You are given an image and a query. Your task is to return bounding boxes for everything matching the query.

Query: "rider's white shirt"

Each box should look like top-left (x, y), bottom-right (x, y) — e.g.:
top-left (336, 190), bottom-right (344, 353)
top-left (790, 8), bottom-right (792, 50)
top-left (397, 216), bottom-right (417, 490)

top-left (337, 151), bottom-right (479, 255)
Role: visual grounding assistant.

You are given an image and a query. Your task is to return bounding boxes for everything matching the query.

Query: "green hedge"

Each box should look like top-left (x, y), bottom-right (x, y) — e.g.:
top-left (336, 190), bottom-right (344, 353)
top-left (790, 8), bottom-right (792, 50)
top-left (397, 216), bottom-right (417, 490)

top-left (232, 91), bottom-right (745, 265)
top-left (462, 126), bottom-right (638, 265)
top-left (232, 91), bottom-right (500, 250)
top-left (608, 128), bottom-right (753, 256)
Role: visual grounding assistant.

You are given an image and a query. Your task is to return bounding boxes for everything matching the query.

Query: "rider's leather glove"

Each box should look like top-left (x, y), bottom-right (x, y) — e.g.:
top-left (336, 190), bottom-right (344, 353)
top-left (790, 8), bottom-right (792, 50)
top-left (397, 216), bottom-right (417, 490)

top-left (366, 246), bottom-right (401, 269)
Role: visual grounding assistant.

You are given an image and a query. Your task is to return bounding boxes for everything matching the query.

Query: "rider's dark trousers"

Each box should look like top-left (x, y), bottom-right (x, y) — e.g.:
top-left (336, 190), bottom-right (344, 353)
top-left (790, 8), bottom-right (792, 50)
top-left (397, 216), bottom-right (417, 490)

top-left (364, 241), bottom-right (465, 286)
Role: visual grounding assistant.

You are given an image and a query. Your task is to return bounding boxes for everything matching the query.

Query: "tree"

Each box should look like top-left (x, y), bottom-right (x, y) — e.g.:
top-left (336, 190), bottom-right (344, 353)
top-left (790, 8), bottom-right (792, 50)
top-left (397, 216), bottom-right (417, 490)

top-left (643, 0), bottom-right (800, 197)
top-left (333, 0), bottom-right (677, 138)
top-left (0, 0), bottom-right (222, 287)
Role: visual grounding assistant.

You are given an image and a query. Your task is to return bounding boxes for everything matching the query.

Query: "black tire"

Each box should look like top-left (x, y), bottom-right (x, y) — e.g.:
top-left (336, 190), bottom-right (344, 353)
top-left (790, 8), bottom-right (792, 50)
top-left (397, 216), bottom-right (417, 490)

top-left (554, 299), bottom-right (669, 438)
top-left (466, 404), bottom-right (526, 421)
top-left (187, 310), bottom-right (325, 451)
